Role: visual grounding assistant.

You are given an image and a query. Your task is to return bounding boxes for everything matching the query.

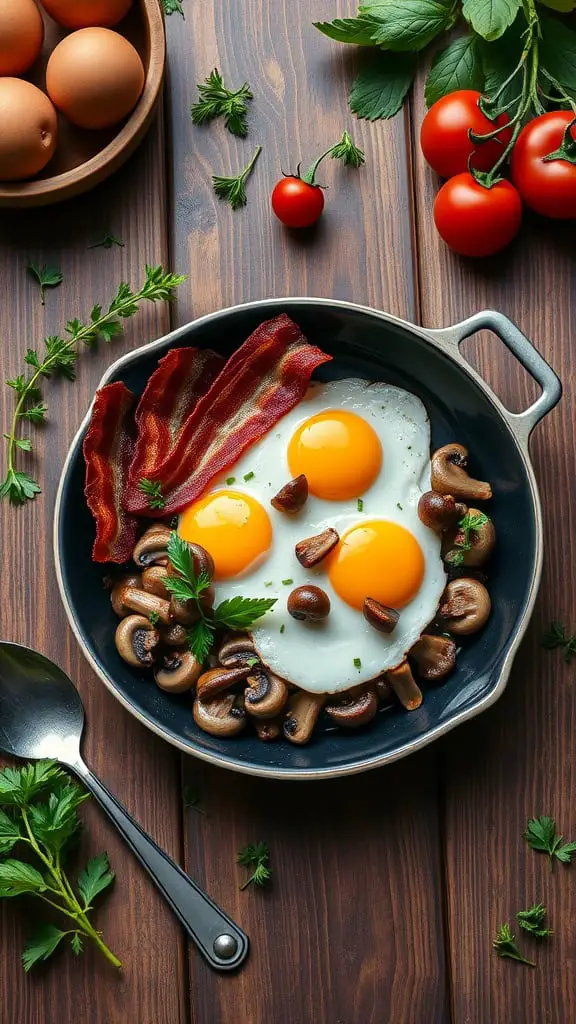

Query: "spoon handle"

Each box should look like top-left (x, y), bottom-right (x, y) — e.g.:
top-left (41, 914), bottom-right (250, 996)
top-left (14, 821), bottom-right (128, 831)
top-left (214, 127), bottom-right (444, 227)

top-left (69, 757), bottom-right (249, 971)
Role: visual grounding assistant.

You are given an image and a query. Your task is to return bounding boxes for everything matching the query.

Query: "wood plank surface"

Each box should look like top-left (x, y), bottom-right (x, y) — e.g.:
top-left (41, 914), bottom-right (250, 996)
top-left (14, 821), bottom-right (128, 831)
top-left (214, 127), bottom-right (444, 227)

top-left (411, 82), bottom-right (576, 1024)
top-left (165, 4), bottom-right (449, 1022)
top-left (0, 119), bottom-right (188, 1024)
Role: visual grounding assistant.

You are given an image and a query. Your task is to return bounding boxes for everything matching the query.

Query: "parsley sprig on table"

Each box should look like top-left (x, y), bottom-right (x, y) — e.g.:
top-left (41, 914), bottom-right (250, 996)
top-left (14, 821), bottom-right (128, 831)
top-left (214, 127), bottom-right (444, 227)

top-left (541, 622), bottom-right (576, 663)
top-left (161, 0), bottom-right (184, 16)
top-left (493, 923), bottom-right (535, 967)
top-left (165, 533), bottom-right (276, 662)
top-left (237, 842), bottom-right (271, 890)
top-left (88, 232), bottom-right (125, 250)
top-left (212, 145), bottom-right (263, 210)
top-left (191, 68), bottom-right (253, 137)
top-left (524, 816), bottom-right (576, 865)
top-left (517, 903), bottom-right (553, 939)
top-left (27, 262), bottom-right (63, 305)
top-left (1, 265), bottom-right (186, 507)
top-left (0, 760), bottom-right (119, 972)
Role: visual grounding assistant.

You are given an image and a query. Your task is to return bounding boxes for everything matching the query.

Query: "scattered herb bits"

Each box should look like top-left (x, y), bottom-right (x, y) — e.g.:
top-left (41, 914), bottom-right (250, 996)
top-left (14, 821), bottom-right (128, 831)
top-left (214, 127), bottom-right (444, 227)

top-left (213, 145), bottom-right (262, 210)
top-left (237, 842), bottom-right (271, 890)
top-left (191, 68), bottom-right (253, 137)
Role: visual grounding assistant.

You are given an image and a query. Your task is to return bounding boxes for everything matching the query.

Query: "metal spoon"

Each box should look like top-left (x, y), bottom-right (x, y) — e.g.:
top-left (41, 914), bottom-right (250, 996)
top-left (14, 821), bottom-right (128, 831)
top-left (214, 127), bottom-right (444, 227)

top-left (0, 641), bottom-right (248, 971)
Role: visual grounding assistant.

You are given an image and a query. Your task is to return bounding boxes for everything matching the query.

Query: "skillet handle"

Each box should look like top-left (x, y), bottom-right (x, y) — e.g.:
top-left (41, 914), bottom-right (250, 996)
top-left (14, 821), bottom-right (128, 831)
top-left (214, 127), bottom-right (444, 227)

top-left (426, 310), bottom-right (561, 447)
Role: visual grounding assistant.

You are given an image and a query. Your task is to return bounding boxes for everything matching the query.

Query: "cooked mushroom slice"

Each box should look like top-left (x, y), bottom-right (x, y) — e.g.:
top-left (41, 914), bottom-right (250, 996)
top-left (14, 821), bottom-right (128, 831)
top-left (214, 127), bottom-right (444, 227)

top-left (410, 634), bottom-right (456, 681)
top-left (111, 574), bottom-right (142, 616)
top-left (437, 578), bottom-right (491, 635)
top-left (271, 474), bottom-right (308, 514)
top-left (218, 634), bottom-right (258, 667)
top-left (254, 718), bottom-right (282, 741)
top-left (431, 444), bottom-right (492, 501)
top-left (154, 650), bottom-right (202, 693)
top-left (162, 623), bottom-right (188, 647)
top-left (375, 677), bottom-right (394, 704)
top-left (445, 509), bottom-right (496, 568)
top-left (363, 598), bottom-right (399, 634)
top-left (325, 687), bottom-right (378, 728)
top-left (112, 584), bottom-right (171, 624)
top-left (295, 528), bottom-right (339, 568)
top-left (115, 615), bottom-right (160, 668)
top-left (245, 668), bottom-right (289, 718)
top-left (283, 691), bottom-right (326, 744)
top-left (133, 526), bottom-right (172, 568)
top-left (385, 661), bottom-right (423, 711)
top-left (417, 491), bottom-right (465, 532)
top-left (193, 693), bottom-right (247, 737)
top-left (142, 565), bottom-right (170, 599)
top-left (196, 664), bottom-right (251, 701)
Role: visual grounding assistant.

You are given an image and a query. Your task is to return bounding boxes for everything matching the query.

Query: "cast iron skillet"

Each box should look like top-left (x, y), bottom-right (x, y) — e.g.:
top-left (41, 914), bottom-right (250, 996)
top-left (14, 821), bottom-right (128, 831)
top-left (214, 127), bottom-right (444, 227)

top-left (54, 299), bottom-right (561, 780)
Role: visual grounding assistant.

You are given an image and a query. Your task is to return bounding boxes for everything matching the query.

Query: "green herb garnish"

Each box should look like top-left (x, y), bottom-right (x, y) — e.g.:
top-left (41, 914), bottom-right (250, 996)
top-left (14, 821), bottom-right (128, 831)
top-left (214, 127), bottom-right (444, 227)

top-left (212, 145), bottom-right (262, 210)
top-left (0, 760), bottom-right (119, 972)
top-left (445, 511), bottom-right (490, 567)
top-left (191, 68), bottom-right (253, 137)
top-left (353, 657), bottom-right (361, 669)
top-left (524, 816), bottom-right (576, 865)
top-left (243, 471), bottom-right (255, 482)
top-left (161, 0), bottom-right (184, 15)
top-left (183, 785), bottom-right (205, 815)
top-left (237, 842), bottom-right (271, 890)
top-left (516, 903), bottom-right (552, 939)
top-left (88, 232), bottom-right (124, 250)
top-left (1, 266), bottom-right (186, 506)
top-left (27, 262), bottom-right (63, 306)
top-left (541, 622), bottom-right (576, 663)
top-left (357, 498), bottom-right (364, 512)
top-left (280, 624), bottom-right (285, 633)
top-left (493, 923), bottom-right (535, 967)
top-left (149, 611), bottom-right (160, 626)
top-left (282, 579), bottom-right (293, 586)
top-left (138, 478), bottom-right (166, 511)
top-left (226, 476), bottom-right (236, 485)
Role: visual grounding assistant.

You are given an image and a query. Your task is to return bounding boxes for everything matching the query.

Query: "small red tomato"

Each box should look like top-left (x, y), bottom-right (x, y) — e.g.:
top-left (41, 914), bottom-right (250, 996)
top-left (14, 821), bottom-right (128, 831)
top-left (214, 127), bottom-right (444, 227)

top-left (434, 173), bottom-right (522, 257)
top-left (271, 176), bottom-right (325, 228)
top-left (511, 111), bottom-right (576, 220)
top-left (421, 90), bottom-right (513, 179)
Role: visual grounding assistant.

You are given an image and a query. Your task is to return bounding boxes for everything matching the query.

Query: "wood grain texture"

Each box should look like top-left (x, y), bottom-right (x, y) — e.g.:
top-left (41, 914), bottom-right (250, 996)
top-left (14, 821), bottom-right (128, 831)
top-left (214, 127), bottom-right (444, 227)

top-left (411, 78), bottom-right (576, 1024)
top-left (165, 4), bottom-right (448, 1022)
top-left (0, 118), bottom-right (187, 1024)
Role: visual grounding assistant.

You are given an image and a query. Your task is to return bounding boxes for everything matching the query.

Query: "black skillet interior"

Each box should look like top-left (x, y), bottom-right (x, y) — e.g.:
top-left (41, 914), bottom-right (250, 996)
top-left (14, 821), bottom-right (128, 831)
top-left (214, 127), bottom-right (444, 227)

top-left (58, 302), bottom-right (536, 776)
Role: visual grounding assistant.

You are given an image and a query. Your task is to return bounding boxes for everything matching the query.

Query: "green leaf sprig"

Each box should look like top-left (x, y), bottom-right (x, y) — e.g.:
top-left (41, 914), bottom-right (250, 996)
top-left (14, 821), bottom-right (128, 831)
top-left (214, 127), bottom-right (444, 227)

top-left (0, 760), bottom-right (119, 972)
top-left (212, 145), bottom-right (263, 209)
top-left (1, 265), bottom-right (186, 506)
top-left (445, 510), bottom-right (490, 566)
top-left (165, 533), bottom-right (277, 662)
top-left (517, 902), bottom-right (553, 938)
top-left (237, 842), bottom-right (271, 890)
top-left (541, 621), bottom-right (576, 662)
top-left (88, 232), bottom-right (125, 250)
top-left (191, 68), bottom-right (253, 137)
top-left (315, 1), bottom-right (576, 128)
top-left (524, 815), bottom-right (576, 864)
top-left (493, 922), bottom-right (535, 966)
top-left (138, 478), bottom-right (166, 510)
top-left (295, 131), bottom-right (366, 187)
top-left (27, 262), bottom-right (63, 305)
top-left (161, 0), bottom-right (184, 15)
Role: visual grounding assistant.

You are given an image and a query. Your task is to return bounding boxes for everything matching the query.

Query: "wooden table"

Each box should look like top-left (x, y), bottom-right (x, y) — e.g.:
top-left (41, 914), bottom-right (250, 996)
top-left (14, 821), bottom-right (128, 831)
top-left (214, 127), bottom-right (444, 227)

top-left (1, 3), bottom-right (575, 1022)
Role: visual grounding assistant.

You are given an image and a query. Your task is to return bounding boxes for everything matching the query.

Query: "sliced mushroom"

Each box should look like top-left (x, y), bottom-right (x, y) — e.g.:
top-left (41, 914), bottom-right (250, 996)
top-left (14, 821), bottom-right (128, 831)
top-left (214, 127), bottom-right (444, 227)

top-left (193, 694), bottom-right (246, 737)
top-left (325, 687), bottom-right (378, 728)
top-left (244, 668), bottom-right (289, 718)
top-left (283, 691), bottom-right (326, 744)
top-left (385, 661), bottom-right (423, 711)
top-left (410, 634), bottom-right (457, 681)
top-left (162, 623), bottom-right (188, 647)
top-left (115, 615), bottom-right (160, 668)
top-left (218, 634), bottom-right (258, 667)
top-left (295, 528), bottom-right (339, 568)
top-left (133, 526), bottom-right (172, 568)
top-left (417, 491), bottom-right (467, 532)
top-left (112, 584), bottom-right (171, 624)
top-left (431, 444), bottom-right (492, 501)
top-left (437, 578), bottom-right (491, 635)
top-left (254, 718), bottom-right (282, 741)
top-left (271, 474), bottom-right (308, 514)
top-left (363, 598), bottom-right (399, 634)
top-left (170, 585), bottom-right (215, 626)
top-left (196, 664), bottom-right (251, 701)
top-left (154, 650), bottom-right (202, 693)
top-left (375, 677), bottom-right (394, 704)
top-left (111, 574), bottom-right (142, 616)
top-left (445, 509), bottom-right (496, 568)
top-left (142, 565), bottom-right (170, 599)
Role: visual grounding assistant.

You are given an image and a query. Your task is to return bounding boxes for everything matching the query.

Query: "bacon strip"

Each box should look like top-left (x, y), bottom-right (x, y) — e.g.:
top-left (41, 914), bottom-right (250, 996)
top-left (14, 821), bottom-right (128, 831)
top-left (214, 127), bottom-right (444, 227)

top-left (83, 382), bottom-right (138, 563)
top-left (127, 314), bottom-right (332, 517)
top-left (123, 346), bottom-right (223, 512)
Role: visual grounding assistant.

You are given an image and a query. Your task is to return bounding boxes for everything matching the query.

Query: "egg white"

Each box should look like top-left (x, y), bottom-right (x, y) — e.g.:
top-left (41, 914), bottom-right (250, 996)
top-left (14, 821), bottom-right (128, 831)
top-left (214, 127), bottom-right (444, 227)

top-left (186, 379), bottom-right (446, 694)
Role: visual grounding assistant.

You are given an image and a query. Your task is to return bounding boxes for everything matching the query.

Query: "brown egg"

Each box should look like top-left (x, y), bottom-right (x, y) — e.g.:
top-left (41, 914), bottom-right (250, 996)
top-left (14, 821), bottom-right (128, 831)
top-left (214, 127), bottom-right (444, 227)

top-left (0, 0), bottom-right (44, 76)
top-left (0, 79), bottom-right (57, 182)
top-left (40, 0), bottom-right (133, 29)
top-left (46, 28), bottom-right (145, 130)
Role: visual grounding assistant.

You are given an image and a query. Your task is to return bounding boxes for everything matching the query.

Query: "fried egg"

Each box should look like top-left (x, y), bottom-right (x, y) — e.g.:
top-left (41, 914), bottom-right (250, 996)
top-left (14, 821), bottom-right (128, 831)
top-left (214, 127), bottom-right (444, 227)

top-left (179, 379), bottom-right (446, 694)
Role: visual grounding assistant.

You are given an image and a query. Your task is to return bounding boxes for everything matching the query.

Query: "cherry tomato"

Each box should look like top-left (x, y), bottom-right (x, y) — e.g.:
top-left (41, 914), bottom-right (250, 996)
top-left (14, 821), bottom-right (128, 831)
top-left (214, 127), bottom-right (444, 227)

top-left (434, 173), bottom-right (522, 257)
top-left (510, 111), bottom-right (576, 220)
top-left (271, 176), bottom-right (325, 228)
top-left (421, 90), bottom-right (513, 179)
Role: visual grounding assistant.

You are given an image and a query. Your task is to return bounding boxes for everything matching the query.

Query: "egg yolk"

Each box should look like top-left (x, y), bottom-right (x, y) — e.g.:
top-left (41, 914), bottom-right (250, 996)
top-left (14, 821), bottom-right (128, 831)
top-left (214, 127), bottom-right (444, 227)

top-left (287, 410), bottom-right (382, 500)
top-left (179, 490), bottom-right (272, 579)
top-left (327, 520), bottom-right (425, 610)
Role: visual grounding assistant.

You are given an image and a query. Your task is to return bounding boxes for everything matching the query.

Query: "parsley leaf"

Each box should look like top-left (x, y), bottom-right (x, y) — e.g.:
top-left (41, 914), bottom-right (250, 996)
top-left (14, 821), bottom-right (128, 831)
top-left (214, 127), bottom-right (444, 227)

top-left (26, 262), bottom-right (63, 305)
top-left (0, 760), bottom-right (64, 806)
top-left (237, 842), bottom-right (271, 890)
top-left (445, 511), bottom-right (490, 567)
top-left (541, 621), bottom-right (576, 663)
top-left (213, 145), bottom-right (262, 209)
top-left (27, 781), bottom-right (89, 853)
top-left (186, 618), bottom-right (216, 664)
top-left (162, 0), bottom-right (184, 14)
top-left (493, 922), bottom-right (535, 966)
top-left (77, 852), bottom-right (115, 910)
top-left (0, 809), bottom-right (22, 854)
top-left (138, 478), bottom-right (166, 510)
top-left (0, 860), bottom-right (48, 898)
top-left (516, 903), bottom-right (553, 939)
top-left (191, 68), bottom-right (253, 136)
top-left (22, 925), bottom-right (67, 972)
top-left (214, 596), bottom-right (277, 630)
top-left (524, 816), bottom-right (576, 864)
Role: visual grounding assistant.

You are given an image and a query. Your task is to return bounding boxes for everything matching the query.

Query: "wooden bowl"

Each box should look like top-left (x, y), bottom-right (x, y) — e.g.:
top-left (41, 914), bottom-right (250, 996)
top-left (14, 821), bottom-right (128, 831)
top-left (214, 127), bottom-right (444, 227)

top-left (0, 0), bottom-right (165, 207)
